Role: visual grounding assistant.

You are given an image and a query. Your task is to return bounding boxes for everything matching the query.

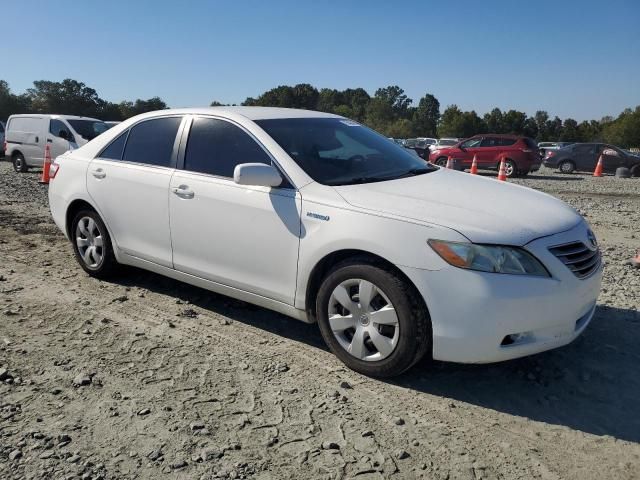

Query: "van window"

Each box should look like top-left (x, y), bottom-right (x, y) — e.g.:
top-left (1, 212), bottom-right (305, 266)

top-left (184, 117), bottom-right (271, 177)
top-left (49, 119), bottom-right (72, 138)
top-left (67, 119), bottom-right (109, 141)
top-left (99, 132), bottom-right (128, 160)
top-left (122, 117), bottom-right (181, 167)
top-left (7, 117), bottom-right (41, 132)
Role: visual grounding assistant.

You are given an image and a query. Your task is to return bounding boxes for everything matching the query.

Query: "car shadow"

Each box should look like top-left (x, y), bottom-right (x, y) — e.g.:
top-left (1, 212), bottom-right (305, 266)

top-left (110, 268), bottom-right (639, 443)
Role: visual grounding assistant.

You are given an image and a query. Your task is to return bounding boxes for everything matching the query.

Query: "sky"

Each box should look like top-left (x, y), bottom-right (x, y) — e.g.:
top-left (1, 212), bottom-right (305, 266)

top-left (4, 0), bottom-right (639, 121)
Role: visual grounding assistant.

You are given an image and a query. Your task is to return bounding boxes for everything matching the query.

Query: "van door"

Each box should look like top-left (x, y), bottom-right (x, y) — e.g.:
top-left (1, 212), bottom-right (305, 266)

top-left (47, 119), bottom-right (74, 160)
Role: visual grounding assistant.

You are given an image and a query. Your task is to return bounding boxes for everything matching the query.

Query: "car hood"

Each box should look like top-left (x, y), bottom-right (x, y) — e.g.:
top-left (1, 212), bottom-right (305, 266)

top-left (333, 169), bottom-right (581, 245)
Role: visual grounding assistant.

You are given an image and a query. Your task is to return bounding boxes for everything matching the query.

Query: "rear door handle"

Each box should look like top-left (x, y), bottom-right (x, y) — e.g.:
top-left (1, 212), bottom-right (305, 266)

top-left (172, 185), bottom-right (194, 199)
top-left (91, 168), bottom-right (106, 179)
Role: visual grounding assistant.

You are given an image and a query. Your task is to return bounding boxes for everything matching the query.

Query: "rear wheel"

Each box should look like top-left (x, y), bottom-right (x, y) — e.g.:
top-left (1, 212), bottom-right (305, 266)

top-left (558, 160), bottom-right (575, 174)
top-left (12, 153), bottom-right (28, 173)
top-left (315, 260), bottom-right (431, 377)
top-left (71, 209), bottom-right (118, 279)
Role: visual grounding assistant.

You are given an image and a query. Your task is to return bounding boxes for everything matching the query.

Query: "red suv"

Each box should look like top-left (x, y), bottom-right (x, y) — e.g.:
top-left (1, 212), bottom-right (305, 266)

top-left (428, 135), bottom-right (541, 177)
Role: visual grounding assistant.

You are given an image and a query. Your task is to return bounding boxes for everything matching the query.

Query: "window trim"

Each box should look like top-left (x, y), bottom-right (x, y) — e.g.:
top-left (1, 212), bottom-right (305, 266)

top-left (176, 114), bottom-right (296, 190)
top-left (95, 115), bottom-right (186, 170)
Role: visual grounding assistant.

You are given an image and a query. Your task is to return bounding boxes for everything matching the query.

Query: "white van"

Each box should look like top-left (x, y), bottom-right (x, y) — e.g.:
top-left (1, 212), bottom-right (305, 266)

top-left (4, 114), bottom-right (109, 172)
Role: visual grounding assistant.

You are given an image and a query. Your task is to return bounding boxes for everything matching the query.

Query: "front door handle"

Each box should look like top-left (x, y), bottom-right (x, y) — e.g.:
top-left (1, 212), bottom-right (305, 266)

top-left (91, 168), bottom-right (106, 179)
top-left (172, 185), bottom-right (194, 199)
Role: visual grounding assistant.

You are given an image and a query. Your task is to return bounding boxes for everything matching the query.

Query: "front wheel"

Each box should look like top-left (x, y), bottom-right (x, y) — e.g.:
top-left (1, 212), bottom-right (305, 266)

top-left (71, 209), bottom-right (119, 279)
top-left (315, 260), bottom-right (431, 377)
top-left (630, 164), bottom-right (640, 177)
top-left (435, 157), bottom-right (448, 167)
top-left (502, 159), bottom-right (518, 178)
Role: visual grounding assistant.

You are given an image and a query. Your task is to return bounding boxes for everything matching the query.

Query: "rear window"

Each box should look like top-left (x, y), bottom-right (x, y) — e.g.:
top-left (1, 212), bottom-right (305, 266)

top-left (523, 138), bottom-right (538, 149)
top-left (122, 117), bottom-right (182, 167)
top-left (7, 117), bottom-right (41, 132)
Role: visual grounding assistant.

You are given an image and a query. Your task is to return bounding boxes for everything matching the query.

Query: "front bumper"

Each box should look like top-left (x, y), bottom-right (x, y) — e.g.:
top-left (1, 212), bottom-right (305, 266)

top-left (400, 222), bottom-right (602, 363)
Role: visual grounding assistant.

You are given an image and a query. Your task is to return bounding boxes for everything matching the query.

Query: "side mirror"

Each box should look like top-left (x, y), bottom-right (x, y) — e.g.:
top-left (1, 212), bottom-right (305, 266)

top-left (233, 163), bottom-right (283, 187)
top-left (58, 130), bottom-right (69, 140)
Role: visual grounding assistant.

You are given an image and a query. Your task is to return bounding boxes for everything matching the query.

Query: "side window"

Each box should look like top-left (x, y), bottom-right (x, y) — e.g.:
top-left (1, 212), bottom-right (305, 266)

top-left (122, 117), bottom-right (182, 167)
top-left (184, 117), bottom-right (271, 178)
top-left (49, 119), bottom-right (70, 137)
top-left (460, 138), bottom-right (482, 148)
top-left (480, 137), bottom-right (498, 147)
top-left (501, 138), bottom-right (518, 146)
top-left (99, 131), bottom-right (128, 160)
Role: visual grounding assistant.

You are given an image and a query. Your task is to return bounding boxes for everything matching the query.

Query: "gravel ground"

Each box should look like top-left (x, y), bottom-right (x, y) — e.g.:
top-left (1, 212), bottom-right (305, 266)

top-left (0, 161), bottom-right (639, 480)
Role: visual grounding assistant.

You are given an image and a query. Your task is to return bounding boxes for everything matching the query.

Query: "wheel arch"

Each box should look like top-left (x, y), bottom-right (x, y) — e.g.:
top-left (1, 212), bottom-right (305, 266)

top-left (303, 249), bottom-right (429, 324)
top-left (65, 199), bottom-right (98, 238)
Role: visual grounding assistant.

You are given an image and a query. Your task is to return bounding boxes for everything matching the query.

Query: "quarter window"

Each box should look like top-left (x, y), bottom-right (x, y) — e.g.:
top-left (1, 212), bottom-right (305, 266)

top-left (184, 117), bottom-right (271, 177)
top-left (99, 132), bottom-right (128, 160)
top-left (122, 117), bottom-right (182, 167)
top-left (460, 138), bottom-right (482, 148)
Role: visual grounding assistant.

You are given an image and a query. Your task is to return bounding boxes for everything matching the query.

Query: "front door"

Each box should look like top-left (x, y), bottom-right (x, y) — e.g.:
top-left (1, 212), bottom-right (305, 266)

top-left (47, 119), bottom-right (74, 160)
top-left (86, 116), bottom-right (183, 267)
top-left (169, 116), bottom-right (301, 304)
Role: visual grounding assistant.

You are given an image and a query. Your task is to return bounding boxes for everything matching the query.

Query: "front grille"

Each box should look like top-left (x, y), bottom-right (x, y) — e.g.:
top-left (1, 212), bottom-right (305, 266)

top-left (548, 242), bottom-right (601, 279)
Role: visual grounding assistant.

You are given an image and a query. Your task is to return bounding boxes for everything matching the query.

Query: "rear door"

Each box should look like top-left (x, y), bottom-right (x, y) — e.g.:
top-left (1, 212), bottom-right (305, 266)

top-left (87, 116), bottom-right (184, 267)
top-left (573, 144), bottom-right (597, 171)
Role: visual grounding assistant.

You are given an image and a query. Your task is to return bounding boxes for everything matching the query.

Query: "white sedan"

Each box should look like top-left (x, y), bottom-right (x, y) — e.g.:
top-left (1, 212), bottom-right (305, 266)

top-left (48, 107), bottom-right (602, 377)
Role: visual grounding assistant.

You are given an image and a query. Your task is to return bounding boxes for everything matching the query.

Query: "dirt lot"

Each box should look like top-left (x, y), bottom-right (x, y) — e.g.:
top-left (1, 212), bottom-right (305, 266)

top-left (0, 161), bottom-right (639, 480)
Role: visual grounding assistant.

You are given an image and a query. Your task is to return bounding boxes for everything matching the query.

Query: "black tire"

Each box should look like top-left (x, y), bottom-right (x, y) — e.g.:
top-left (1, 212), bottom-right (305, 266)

top-left (70, 209), bottom-right (119, 279)
top-left (558, 160), bottom-right (575, 174)
top-left (315, 259), bottom-right (431, 377)
top-left (503, 159), bottom-right (518, 178)
top-left (12, 152), bottom-right (28, 173)
top-left (630, 164), bottom-right (640, 178)
top-left (435, 157), bottom-right (448, 167)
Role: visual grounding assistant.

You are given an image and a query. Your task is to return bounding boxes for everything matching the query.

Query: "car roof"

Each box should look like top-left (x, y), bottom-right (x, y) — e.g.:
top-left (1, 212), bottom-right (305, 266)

top-left (135, 106), bottom-right (343, 121)
top-left (8, 114), bottom-right (103, 121)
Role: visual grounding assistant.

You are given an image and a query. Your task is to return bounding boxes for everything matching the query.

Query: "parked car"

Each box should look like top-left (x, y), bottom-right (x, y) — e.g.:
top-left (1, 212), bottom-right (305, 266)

top-left (429, 138), bottom-right (459, 152)
top-left (0, 121), bottom-right (5, 158)
top-left (105, 121), bottom-right (121, 128)
top-left (428, 134), bottom-right (541, 177)
top-left (5, 114), bottom-right (109, 172)
top-left (537, 141), bottom-right (573, 159)
top-left (412, 139), bottom-right (436, 159)
top-left (48, 107), bottom-right (601, 377)
top-left (544, 143), bottom-right (640, 175)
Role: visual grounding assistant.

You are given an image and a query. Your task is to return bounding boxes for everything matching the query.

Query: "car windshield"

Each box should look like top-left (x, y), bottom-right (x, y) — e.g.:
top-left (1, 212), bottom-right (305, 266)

top-left (67, 119), bottom-right (109, 141)
top-left (257, 118), bottom-right (436, 186)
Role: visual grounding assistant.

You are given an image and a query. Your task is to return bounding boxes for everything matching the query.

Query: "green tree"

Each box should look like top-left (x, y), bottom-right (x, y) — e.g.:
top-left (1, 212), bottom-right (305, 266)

top-left (560, 118), bottom-right (579, 142)
top-left (118, 97), bottom-right (167, 119)
top-left (502, 110), bottom-right (527, 134)
top-left (27, 79), bottom-right (105, 117)
top-left (374, 85), bottom-right (411, 116)
top-left (534, 111), bottom-right (549, 140)
top-left (0, 80), bottom-right (31, 121)
top-left (412, 93), bottom-right (440, 137)
top-left (484, 108), bottom-right (504, 133)
top-left (439, 105), bottom-right (487, 138)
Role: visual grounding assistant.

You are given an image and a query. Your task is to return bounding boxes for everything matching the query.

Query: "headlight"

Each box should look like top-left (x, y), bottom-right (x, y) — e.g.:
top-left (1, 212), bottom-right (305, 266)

top-left (428, 240), bottom-right (549, 277)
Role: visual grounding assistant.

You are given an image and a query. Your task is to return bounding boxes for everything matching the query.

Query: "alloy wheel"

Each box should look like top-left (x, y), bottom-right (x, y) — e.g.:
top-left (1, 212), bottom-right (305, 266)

top-left (504, 161), bottom-right (515, 177)
top-left (75, 216), bottom-right (105, 269)
top-left (327, 279), bottom-right (399, 362)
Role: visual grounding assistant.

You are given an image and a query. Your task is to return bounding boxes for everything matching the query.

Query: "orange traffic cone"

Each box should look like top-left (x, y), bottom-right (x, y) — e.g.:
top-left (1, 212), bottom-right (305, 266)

top-left (39, 145), bottom-right (52, 184)
top-left (593, 155), bottom-right (603, 177)
top-left (469, 155), bottom-right (478, 175)
top-left (497, 158), bottom-right (507, 181)
top-left (445, 156), bottom-right (452, 169)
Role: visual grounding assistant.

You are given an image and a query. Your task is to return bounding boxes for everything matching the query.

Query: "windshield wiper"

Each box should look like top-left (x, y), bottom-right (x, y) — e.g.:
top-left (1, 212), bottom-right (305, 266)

top-left (326, 176), bottom-right (391, 186)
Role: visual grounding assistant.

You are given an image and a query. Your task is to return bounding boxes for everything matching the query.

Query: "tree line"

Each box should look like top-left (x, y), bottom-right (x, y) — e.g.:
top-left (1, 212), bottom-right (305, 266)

top-left (2, 79), bottom-right (638, 147)
top-left (0, 79), bottom-right (167, 123)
